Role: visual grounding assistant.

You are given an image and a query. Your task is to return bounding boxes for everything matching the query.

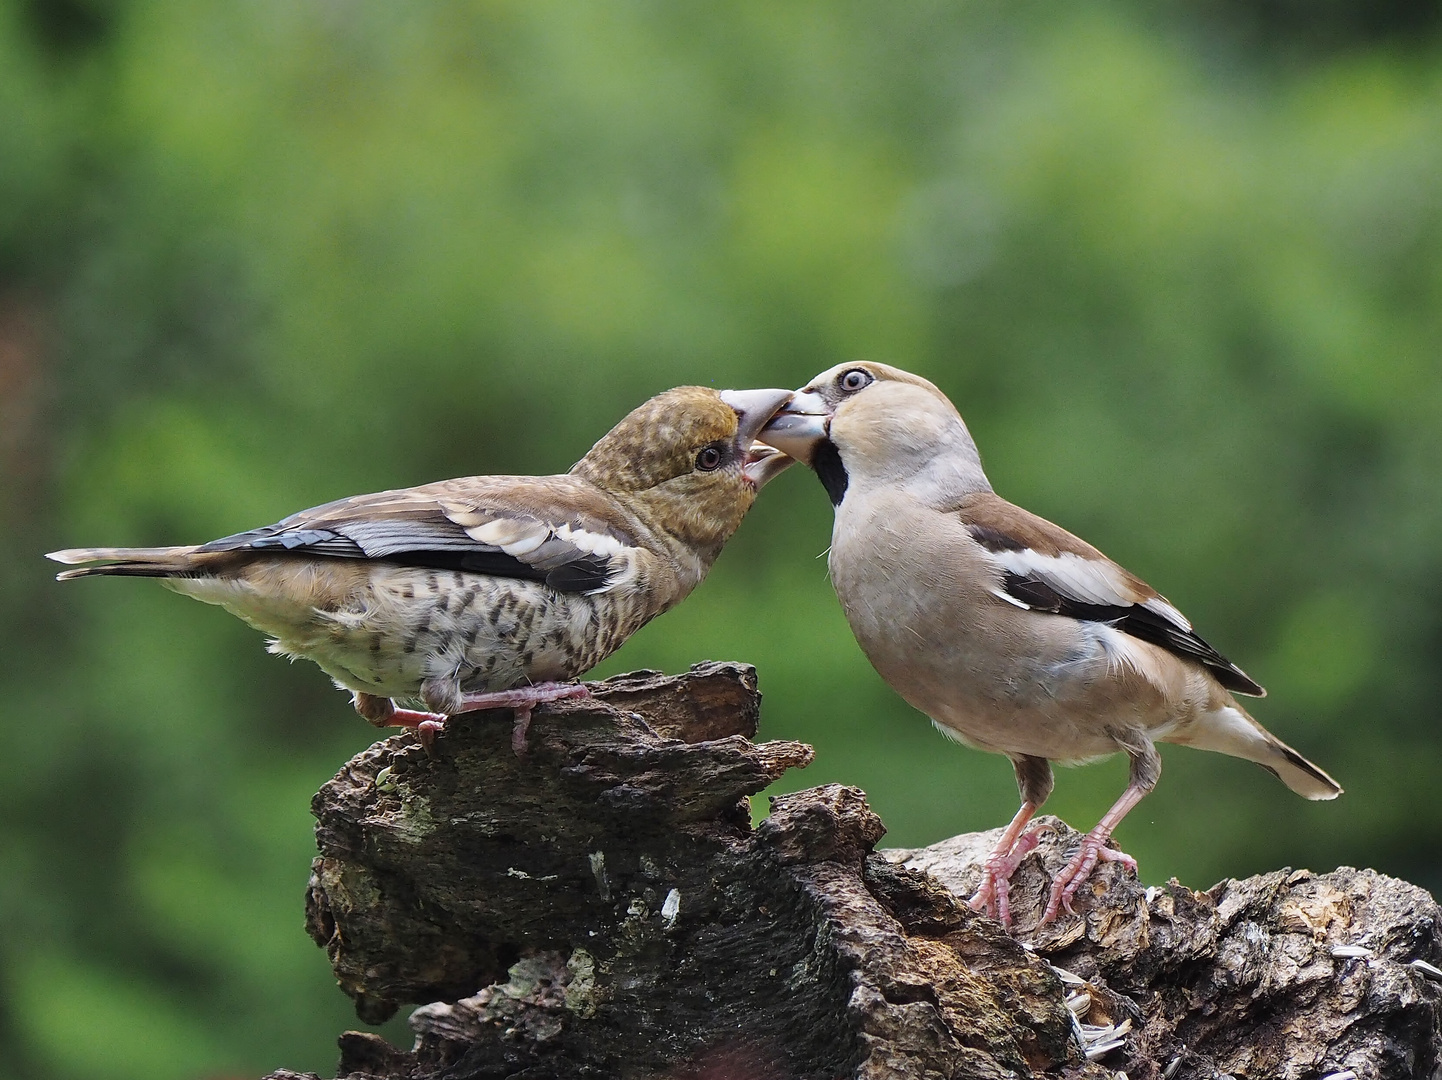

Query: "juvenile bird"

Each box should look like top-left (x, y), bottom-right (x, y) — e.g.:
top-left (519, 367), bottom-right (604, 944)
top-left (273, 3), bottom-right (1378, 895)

top-left (49, 386), bottom-right (794, 752)
top-left (760, 361), bottom-right (1340, 927)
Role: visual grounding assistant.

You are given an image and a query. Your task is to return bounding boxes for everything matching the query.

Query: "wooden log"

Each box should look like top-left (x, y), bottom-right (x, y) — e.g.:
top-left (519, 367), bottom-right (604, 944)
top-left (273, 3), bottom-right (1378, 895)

top-left (268, 663), bottom-right (1442, 1080)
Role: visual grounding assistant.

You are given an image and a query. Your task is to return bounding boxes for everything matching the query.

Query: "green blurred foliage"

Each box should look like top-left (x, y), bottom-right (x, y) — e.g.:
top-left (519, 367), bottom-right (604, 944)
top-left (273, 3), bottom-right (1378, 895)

top-left (3, 1), bottom-right (1441, 1076)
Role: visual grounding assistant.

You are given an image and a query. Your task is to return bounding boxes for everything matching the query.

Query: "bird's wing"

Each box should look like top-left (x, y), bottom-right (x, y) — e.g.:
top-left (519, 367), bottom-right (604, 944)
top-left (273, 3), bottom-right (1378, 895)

top-left (194, 475), bottom-right (640, 594)
top-left (954, 492), bottom-right (1264, 696)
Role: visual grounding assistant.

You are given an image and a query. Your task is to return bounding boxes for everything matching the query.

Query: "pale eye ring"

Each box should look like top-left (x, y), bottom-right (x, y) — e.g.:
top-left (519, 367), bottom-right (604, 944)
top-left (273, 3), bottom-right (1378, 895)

top-left (840, 368), bottom-right (873, 393)
top-left (695, 445), bottom-right (724, 471)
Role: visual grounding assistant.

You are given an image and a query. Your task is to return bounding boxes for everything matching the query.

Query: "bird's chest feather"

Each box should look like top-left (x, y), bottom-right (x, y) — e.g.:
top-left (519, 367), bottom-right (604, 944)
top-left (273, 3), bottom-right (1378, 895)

top-left (828, 499), bottom-right (988, 666)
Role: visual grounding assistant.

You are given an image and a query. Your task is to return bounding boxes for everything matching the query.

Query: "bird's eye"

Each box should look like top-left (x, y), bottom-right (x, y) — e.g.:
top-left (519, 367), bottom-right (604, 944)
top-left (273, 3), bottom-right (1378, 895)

top-left (840, 368), bottom-right (873, 393)
top-left (695, 445), bottom-right (725, 471)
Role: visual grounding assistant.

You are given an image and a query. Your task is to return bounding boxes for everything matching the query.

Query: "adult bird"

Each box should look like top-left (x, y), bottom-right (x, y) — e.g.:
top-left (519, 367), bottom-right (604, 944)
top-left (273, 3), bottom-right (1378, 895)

top-left (759, 361), bottom-right (1339, 926)
top-left (50, 385), bottom-right (794, 752)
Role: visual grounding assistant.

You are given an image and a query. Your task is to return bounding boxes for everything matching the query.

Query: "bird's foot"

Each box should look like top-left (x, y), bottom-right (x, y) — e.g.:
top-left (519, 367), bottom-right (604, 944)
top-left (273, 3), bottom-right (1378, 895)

top-left (511, 707), bottom-right (534, 756)
top-left (383, 706), bottom-right (450, 753)
top-left (351, 683), bottom-right (589, 756)
top-left (414, 716), bottom-right (447, 753)
top-left (1040, 833), bottom-right (1138, 926)
top-left (968, 822), bottom-right (1054, 927)
top-left (456, 681), bottom-right (591, 756)
top-left (352, 693), bottom-right (449, 752)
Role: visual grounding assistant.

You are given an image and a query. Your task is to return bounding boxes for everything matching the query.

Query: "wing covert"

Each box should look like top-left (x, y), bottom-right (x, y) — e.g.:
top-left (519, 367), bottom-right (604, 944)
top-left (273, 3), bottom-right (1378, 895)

top-left (957, 495), bottom-right (1264, 697)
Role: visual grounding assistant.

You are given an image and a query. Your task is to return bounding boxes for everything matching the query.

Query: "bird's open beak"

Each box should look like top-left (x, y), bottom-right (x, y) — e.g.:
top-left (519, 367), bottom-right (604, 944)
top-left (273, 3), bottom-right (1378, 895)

top-left (741, 441), bottom-right (794, 488)
top-left (755, 388), bottom-right (830, 466)
top-left (719, 388), bottom-right (799, 489)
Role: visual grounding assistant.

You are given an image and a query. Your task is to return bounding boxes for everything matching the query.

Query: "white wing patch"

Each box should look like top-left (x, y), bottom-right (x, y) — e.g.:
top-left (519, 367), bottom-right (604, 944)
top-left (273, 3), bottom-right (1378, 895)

top-left (1141, 594), bottom-right (1191, 632)
top-left (463, 516), bottom-right (628, 563)
top-left (987, 548), bottom-right (1192, 634)
top-left (988, 548), bottom-right (1138, 607)
top-left (988, 587), bottom-right (1031, 610)
top-left (552, 522), bottom-right (627, 559)
top-left (466, 517), bottom-right (552, 555)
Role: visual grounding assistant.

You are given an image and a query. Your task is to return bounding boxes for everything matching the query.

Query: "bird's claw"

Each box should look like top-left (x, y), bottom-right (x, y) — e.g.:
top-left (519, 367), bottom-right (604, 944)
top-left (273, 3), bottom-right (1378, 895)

top-left (511, 707), bottom-right (533, 757)
top-left (356, 699), bottom-right (450, 753)
top-left (1041, 835), bottom-right (1137, 925)
top-left (416, 717), bottom-right (446, 755)
top-left (455, 681), bottom-right (591, 757)
top-left (968, 821), bottom-right (1055, 927)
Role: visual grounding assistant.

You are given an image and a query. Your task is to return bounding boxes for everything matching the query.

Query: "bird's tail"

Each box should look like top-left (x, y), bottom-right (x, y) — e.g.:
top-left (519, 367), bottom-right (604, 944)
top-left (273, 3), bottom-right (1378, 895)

top-left (46, 546), bottom-right (206, 581)
top-left (1174, 703), bottom-right (1342, 801)
top-left (1255, 735), bottom-right (1343, 800)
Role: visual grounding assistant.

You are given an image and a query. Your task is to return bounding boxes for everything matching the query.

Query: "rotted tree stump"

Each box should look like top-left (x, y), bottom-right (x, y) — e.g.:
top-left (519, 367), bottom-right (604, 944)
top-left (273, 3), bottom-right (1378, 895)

top-left (271, 663), bottom-right (1442, 1080)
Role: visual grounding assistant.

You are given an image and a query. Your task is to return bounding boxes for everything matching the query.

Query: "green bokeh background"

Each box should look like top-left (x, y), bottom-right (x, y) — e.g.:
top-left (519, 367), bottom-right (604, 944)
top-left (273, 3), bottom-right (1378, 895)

top-left (4, 2), bottom-right (1442, 1076)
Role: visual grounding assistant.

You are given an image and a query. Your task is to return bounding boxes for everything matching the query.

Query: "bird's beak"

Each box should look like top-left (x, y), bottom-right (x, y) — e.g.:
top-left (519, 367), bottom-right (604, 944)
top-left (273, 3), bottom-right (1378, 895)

top-left (719, 388), bottom-right (799, 489)
top-left (741, 442), bottom-right (795, 489)
top-left (755, 388), bottom-right (830, 465)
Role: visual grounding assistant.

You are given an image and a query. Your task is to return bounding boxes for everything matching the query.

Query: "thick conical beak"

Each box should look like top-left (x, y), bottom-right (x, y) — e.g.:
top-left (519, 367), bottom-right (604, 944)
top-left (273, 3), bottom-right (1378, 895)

top-left (719, 388), bottom-right (798, 489)
top-left (719, 388), bottom-right (795, 444)
top-left (756, 389), bottom-right (830, 465)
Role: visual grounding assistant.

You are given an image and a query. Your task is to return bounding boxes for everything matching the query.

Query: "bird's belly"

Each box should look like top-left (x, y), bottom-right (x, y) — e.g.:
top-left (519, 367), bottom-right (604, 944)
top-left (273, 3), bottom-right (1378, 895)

top-left (173, 562), bottom-right (636, 707)
top-left (879, 642), bottom-right (1139, 761)
top-left (831, 563), bottom-right (1181, 761)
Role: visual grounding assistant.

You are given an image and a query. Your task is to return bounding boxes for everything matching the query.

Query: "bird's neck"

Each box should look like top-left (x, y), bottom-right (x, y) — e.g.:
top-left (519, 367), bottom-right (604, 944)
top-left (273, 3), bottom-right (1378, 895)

top-left (907, 457), bottom-right (993, 504)
top-left (846, 454), bottom-right (991, 509)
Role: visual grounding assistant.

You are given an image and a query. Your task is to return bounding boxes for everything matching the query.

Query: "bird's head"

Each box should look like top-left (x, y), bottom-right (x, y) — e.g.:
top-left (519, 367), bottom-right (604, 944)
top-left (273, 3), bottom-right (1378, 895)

top-left (758, 361), bottom-right (990, 506)
top-left (571, 385), bottom-right (795, 554)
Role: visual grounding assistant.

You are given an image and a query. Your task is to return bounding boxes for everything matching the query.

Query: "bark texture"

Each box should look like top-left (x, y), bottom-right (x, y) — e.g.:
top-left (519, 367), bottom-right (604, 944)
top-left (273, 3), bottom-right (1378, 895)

top-left (272, 664), bottom-right (1442, 1080)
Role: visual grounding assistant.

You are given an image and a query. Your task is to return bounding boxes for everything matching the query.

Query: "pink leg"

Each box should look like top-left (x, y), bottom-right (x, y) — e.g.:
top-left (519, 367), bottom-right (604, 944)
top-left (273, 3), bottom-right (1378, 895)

top-left (353, 694), bottom-right (451, 750)
top-left (968, 755), bottom-right (1057, 928)
top-left (455, 682), bottom-right (591, 755)
top-left (1040, 782), bottom-right (1146, 926)
top-left (969, 801), bottom-right (1046, 927)
top-left (352, 683), bottom-right (590, 755)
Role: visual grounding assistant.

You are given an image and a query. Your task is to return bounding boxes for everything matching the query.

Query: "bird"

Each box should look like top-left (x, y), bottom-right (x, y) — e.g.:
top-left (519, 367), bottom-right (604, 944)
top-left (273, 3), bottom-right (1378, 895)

top-left (49, 385), bottom-right (796, 753)
top-left (759, 361), bottom-right (1340, 927)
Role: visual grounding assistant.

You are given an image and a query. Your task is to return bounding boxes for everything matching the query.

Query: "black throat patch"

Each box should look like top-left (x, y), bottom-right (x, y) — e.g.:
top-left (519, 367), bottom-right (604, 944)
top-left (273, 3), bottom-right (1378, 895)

top-left (812, 440), bottom-right (849, 506)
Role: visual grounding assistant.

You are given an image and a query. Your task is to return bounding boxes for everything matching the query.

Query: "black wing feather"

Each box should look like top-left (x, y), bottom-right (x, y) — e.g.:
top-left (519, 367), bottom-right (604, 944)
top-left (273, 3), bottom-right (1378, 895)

top-left (1001, 571), bottom-right (1264, 696)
